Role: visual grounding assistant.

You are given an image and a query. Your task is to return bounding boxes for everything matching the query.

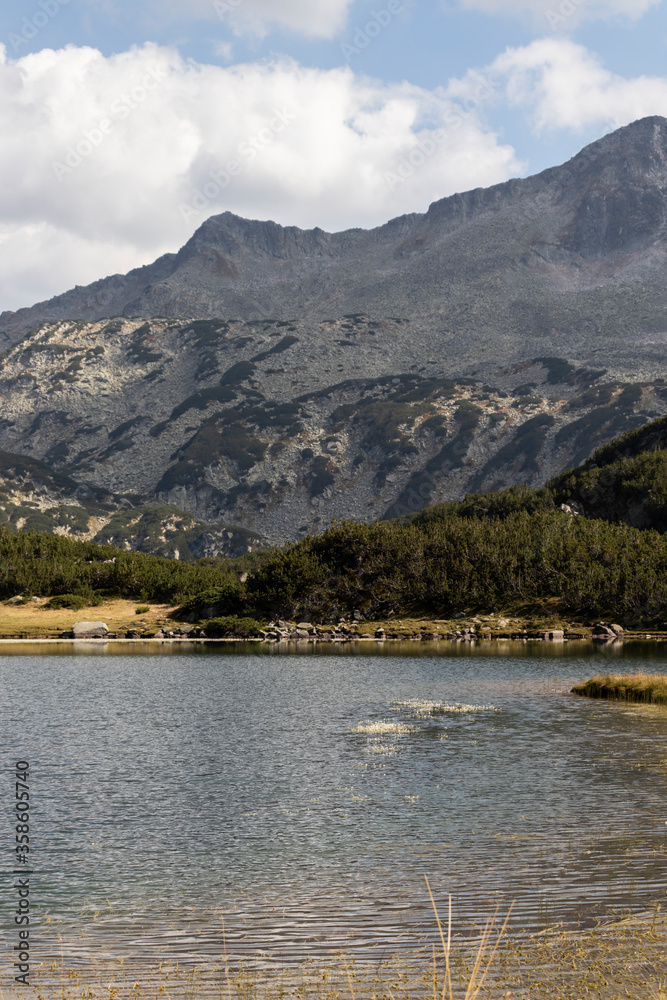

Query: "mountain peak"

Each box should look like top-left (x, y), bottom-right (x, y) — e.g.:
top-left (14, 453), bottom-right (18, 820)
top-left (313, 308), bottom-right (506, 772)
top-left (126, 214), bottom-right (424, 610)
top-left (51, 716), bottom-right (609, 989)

top-left (3, 117), bottom-right (667, 343)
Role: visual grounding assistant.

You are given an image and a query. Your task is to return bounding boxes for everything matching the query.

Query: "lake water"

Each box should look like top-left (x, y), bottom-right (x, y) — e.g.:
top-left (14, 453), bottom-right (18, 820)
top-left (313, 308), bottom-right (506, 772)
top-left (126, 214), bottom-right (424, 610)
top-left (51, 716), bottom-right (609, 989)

top-left (1, 640), bottom-right (667, 980)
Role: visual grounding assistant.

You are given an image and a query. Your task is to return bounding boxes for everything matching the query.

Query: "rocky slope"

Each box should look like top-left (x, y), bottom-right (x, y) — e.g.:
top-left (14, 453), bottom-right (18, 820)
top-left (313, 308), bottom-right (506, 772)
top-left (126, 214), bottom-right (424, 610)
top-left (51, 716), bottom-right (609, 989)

top-left (3, 116), bottom-right (667, 552)
top-left (0, 316), bottom-right (665, 547)
top-left (0, 447), bottom-right (260, 558)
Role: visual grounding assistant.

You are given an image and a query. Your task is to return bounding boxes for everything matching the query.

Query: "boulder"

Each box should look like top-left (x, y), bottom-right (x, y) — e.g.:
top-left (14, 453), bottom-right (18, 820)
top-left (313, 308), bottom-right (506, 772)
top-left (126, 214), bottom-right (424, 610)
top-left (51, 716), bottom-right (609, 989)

top-left (592, 625), bottom-right (615, 637)
top-left (9, 595), bottom-right (23, 605)
top-left (125, 629), bottom-right (140, 638)
top-left (72, 621), bottom-right (109, 639)
top-left (609, 624), bottom-right (624, 635)
top-left (539, 630), bottom-right (565, 641)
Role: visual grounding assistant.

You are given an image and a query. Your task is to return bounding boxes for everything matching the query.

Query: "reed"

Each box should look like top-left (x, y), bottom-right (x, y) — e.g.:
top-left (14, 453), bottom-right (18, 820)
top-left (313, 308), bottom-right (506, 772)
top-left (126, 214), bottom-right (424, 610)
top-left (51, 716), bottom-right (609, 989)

top-left (572, 672), bottom-right (667, 705)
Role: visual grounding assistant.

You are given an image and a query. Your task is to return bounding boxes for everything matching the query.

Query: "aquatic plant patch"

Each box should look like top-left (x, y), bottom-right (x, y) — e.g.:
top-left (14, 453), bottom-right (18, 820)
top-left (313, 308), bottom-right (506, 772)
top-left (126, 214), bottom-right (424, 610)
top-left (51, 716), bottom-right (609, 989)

top-left (572, 673), bottom-right (667, 705)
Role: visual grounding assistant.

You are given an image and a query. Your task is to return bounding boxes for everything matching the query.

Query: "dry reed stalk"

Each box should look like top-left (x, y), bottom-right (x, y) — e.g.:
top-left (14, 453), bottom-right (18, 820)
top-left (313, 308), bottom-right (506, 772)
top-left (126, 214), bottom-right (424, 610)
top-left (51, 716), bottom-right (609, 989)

top-left (424, 874), bottom-right (512, 1000)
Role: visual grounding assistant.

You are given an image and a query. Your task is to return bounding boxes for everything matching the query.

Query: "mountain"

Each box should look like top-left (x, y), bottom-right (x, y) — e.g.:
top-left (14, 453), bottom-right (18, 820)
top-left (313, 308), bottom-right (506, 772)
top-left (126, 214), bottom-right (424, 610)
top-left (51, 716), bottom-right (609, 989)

top-left (2, 117), bottom-right (667, 552)
top-left (3, 116), bottom-right (667, 381)
top-left (413, 409), bottom-right (667, 535)
top-left (0, 448), bottom-right (261, 559)
top-left (0, 315), bottom-right (664, 547)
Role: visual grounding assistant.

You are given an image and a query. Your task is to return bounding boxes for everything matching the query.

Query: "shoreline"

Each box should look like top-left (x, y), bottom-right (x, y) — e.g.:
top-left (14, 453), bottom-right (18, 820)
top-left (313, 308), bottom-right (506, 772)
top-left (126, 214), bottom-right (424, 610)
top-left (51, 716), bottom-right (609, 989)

top-left (1, 633), bottom-right (666, 645)
top-left (4, 597), bottom-right (665, 643)
top-left (21, 900), bottom-right (667, 1000)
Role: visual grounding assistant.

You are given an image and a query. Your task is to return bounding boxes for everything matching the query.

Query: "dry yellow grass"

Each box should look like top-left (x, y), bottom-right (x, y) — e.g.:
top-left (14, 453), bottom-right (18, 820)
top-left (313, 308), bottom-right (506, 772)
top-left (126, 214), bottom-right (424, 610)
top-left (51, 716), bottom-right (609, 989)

top-left (23, 903), bottom-right (667, 1000)
top-left (573, 673), bottom-right (667, 706)
top-left (21, 879), bottom-right (667, 1000)
top-left (0, 598), bottom-right (179, 639)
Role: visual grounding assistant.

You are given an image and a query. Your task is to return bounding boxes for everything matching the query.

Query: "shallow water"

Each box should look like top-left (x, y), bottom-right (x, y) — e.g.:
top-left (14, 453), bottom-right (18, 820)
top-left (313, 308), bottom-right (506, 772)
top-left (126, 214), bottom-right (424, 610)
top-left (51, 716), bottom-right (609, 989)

top-left (1, 641), bottom-right (666, 975)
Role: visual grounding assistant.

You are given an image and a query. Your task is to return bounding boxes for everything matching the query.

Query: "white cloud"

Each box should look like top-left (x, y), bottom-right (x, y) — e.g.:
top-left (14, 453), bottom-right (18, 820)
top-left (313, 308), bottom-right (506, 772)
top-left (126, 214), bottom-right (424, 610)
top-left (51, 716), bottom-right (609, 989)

top-left (456, 0), bottom-right (661, 29)
top-left (208, 0), bottom-right (354, 37)
top-left (489, 37), bottom-right (667, 131)
top-left (213, 41), bottom-right (234, 61)
top-left (84, 0), bottom-right (356, 38)
top-left (0, 42), bottom-right (521, 311)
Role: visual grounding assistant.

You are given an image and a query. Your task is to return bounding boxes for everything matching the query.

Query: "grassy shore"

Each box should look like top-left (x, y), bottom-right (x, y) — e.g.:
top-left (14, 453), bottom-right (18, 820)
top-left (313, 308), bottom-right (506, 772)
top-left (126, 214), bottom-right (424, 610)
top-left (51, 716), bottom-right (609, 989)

top-left (2, 598), bottom-right (667, 641)
top-left (573, 673), bottom-right (667, 705)
top-left (0, 597), bottom-right (179, 638)
top-left (26, 903), bottom-right (667, 1000)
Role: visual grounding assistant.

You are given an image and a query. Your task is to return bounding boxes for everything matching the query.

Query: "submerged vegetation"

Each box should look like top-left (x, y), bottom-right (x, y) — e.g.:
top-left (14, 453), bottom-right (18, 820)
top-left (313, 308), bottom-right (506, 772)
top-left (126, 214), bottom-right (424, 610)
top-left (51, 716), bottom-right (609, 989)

top-left (573, 673), bottom-right (667, 705)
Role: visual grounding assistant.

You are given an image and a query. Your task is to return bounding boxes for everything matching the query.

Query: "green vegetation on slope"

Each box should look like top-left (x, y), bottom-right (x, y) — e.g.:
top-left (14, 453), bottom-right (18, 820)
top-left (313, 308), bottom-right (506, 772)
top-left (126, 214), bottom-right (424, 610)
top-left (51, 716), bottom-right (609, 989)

top-left (551, 415), bottom-right (667, 529)
top-left (413, 412), bottom-right (667, 533)
top-left (243, 513), bottom-right (667, 623)
top-left (5, 411), bottom-right (667, 627)
top-left (12, 503), bottom-right (667, 626)
top-left (0, 528), bottom-right (241, 604)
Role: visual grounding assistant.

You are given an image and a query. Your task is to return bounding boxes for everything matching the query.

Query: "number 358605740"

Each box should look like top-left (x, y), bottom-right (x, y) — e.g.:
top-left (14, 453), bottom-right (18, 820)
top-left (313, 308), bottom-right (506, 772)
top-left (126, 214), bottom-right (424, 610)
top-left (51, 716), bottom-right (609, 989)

top-left (15, 761), bottom-right (30, 861)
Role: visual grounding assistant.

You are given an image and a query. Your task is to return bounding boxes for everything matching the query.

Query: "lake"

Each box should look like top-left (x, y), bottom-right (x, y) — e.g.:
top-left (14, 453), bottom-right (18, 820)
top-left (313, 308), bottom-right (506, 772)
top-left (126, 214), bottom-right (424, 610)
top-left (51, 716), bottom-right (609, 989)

top-left (1, 640), bottom-right (666, 982)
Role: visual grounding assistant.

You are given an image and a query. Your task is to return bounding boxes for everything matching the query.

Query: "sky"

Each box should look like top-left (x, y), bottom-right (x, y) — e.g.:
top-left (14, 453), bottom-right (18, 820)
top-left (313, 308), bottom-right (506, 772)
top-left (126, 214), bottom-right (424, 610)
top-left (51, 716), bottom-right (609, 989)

top-left (0, 0), bottom-right (666, 312)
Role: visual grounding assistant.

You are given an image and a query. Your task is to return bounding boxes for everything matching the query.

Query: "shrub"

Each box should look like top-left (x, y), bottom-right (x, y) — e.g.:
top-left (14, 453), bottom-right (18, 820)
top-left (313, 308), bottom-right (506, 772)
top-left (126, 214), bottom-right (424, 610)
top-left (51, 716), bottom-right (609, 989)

top-left (0, 527), bottom-right (234, 603)
top-left (203, 616), bottom-right (265, 638)
top-left (47, 593), bottom-right (100, 610)
top-left (176, 578), bottom-right (245, 620)
top-left (135, 606), bottom-right (150, 614)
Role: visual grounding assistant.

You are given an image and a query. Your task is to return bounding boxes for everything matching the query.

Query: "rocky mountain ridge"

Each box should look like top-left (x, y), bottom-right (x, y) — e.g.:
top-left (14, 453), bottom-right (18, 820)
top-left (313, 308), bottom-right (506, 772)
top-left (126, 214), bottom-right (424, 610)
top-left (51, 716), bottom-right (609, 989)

top-left (2, 117), bottom-right (667, 382)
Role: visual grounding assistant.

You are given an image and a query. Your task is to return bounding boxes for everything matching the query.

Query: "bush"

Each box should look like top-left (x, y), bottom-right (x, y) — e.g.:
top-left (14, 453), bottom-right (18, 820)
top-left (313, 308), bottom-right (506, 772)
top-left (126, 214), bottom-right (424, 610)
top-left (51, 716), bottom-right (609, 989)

top-left (176, 578), bottom-right (245, 620)
top-left (135, 606), bottom-right (150, 614)
top-left (0, 527), bottom-right (236, 604)
top-left (47, 593), bottom-right (100, 611)
top-left (244, 512), bottom-right (667, 623)
top-left (203, 616), bottom-right (265, 638)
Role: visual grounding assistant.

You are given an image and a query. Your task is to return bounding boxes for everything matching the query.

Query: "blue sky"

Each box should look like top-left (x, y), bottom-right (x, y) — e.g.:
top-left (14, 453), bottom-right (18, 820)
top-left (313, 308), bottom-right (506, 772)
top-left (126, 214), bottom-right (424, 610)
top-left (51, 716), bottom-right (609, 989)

top-left (0, 0), bottom-right (665, 311)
